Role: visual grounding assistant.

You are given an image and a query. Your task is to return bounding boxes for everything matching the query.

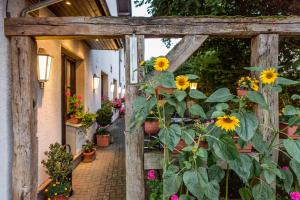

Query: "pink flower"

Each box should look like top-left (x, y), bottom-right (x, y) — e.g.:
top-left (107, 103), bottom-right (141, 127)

top-left (75, 102), bottom-right (79, 108)
top-left (65, 91), bottom-right (71, 97)
top-left (147, 170), bottom-right (156, 180)
top-left (77, 95), bottom-right (82, 100)
top-left (170, 194), bottom-right (179, 200)
top-left (281, 166), bottom-right (289, 171)
top-left (290, 192), bottom-right (300, 200)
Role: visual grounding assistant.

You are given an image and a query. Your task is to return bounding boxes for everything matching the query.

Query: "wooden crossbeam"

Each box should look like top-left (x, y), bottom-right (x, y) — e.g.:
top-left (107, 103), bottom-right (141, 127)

top-left (5, 16), bottom-right (300, 38)
top-left (167, 35), bottom-right (208, 72)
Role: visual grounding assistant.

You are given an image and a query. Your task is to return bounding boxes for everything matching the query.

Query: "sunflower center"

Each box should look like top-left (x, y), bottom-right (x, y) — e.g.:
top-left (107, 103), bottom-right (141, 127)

top-left (158, 61), bottom-right (165, 68)
top-left (178, 79), bottom-right (186, 86)
top-left (266, 72), bottom-right (274, 79)
top-left (222, 117), bottom-right (233, 123)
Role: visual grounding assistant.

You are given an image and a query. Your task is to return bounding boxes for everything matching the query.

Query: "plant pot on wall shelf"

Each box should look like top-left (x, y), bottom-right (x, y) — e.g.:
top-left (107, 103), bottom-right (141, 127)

top-left (82, 150), bottom-right (96, 163)
top-left (233, 135), bottom-right (253, 153)
top-left (173, 139), bottom-right (186, 154)
top-left (279, 123), bottom-right (300, 139)
top-left (144, 120), bottom-right (160, 135)
top-left (156, 86), bottom-right (175, 99)
top-left (67, 116), bottom-right (82, 124)
top-left (51, 195), bottom-right (68, 200)
top-left (96, 135), bottom-right (110, 147)
top-left (237, 88), bottom-right (248, 97)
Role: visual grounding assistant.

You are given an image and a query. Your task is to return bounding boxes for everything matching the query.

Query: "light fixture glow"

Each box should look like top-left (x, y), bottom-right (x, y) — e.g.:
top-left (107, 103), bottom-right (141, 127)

top-left (122, 88), bottom-right (125, 96)
top-left (118, 86), bottom-right (122, 94)
top-left (93, 74), bottom-right (100, 91)
top-left (110, 83), bottom-right (115, 93)
top-left (190, 82), bottom-right (198, 90)
top-left (37, 48), bottom-right (52, 89)
top-left (65, 1), bottom-right (71, 5)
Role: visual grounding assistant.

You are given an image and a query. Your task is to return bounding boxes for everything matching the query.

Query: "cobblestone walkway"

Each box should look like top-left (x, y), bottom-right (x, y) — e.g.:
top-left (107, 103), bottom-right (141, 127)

top-left (70, 118), bottom-right (125, 200)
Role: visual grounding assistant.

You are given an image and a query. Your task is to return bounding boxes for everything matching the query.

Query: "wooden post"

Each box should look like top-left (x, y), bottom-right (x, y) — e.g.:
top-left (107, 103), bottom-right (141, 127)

top-left (11, 36), bottom-right (38, 200)
top-left (251, 34), bottom-right (279, 193)
top-left (125, 35), bottom-right (145, 200)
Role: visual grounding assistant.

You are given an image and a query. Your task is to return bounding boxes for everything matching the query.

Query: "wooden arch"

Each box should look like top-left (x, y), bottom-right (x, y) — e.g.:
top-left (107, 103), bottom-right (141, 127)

top-left (5, 16), bottom-right (300, 200)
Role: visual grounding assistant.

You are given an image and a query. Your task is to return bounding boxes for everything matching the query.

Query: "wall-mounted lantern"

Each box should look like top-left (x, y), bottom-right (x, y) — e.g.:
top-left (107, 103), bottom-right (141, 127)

top-left (37, 48), bottom-right (52, 88)
top-left (110, 83), bottom-right (115, 93)
top-left (93, 74), bottom-right (100, 91)
top-left (190, 82), bottom-right (198, 90)
top-left (118, 86), bottom-right (122, 95)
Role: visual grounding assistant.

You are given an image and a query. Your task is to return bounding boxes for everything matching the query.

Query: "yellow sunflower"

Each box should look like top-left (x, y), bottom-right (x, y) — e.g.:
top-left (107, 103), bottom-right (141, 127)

top-left (260, 68), bottom-right (278, 84)
top-left (216, 115), bottom-right (240, 132)
top-left (175, 75), bottom-right (190, 91)
top-left (251, 83), bottom-right (259, 91)
top-left (154, 57), bottom-right (169, 71)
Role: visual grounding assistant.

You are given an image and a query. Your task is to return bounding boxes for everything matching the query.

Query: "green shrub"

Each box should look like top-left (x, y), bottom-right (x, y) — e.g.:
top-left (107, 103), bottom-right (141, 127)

top-left (82, 140), bottom-right (96, 153)
top-left (41, 143), bottom-right (73, 182)
top-left (45, 180), bottom-right (71, 198)
top-left (96, 105), bottom-right (113, 126)
top-left (95, 127), bottom-right (110, 135)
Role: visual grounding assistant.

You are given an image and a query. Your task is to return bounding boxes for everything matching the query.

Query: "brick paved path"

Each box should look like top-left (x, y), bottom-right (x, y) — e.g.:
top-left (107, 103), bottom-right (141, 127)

top-left (70, 118), bottom-right (126, 200)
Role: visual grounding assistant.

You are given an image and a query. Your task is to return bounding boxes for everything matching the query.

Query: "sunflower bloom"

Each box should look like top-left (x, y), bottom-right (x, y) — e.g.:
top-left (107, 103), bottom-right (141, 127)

top-left (175, 75), bottom-right (190, 91)
top-left (260, 68), bottom-right (278, 84)
top-left (216, 115), bottom-right (240, 132)
top-left (251, 83), bottom-right (259, 91)
top-left (154, 57), bottom-right (169, 71)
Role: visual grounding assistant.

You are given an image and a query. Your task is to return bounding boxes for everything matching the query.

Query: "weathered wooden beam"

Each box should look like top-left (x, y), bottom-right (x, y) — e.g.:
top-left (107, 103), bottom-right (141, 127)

top-left (144, 152), bottom-right (164, 170)
top-left (251, 34), bottom-right (279, 197)
top-left (167, 35), bottom-right (208, 72)
top-left (124, 35), bottom-right (145, 200)
top-left (11, 36), bottom-right (38, 200)
top-left (5, 16), bottom-right (300, 38)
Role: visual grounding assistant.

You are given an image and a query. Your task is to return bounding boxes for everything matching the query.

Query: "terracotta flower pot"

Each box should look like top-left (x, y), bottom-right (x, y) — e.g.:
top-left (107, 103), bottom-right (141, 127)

top-left (237, 88), bottom-right (248, 97)
top-left (233, 135), bottom-right (253, 153)
top-left (51, 195), bottom-right (68, 200)
top-left (82, 150), bottom-right (96, 163)
top-left (144, 120), bottom-right (160, 135)
top-left (67, 116), bottom-right (82, 124)
top-left (156, 86), bottom-right (175, 100)
top-left (96, 135), bottom-right (110, 147)
top-left (198, 141), bottom-right (208, 149)
top-left (280, 123), bottom-right (300, 139)
top-left (173, 139), bottom-right (186, 154)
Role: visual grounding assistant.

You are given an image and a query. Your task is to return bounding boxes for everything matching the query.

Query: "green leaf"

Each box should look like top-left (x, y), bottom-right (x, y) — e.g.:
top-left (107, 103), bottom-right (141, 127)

top-left (183, 168), bottom-right (207, 199)
top-left (213, 136), bottom-right (239, 161)
top-left (283, 139), bottom-right (300, 163)
top-left (208, 165), bottom-right (225, 183)
top-left (157, 71), bottom-right (176, 88)
top-left (234, 111), bottom-right (258, 141)
top-left (186, 74), bottom-right (199, 80)
top-left (176, 101), bottom-right (187, 118)
top-left (284, 105), bottom-right (300, 116)
top-left (271, 85), bottom-right (282, 93)
top-left (196, 148), bottom-right (208, 160)
top-left (261, 160), bottom-right (282, 184)
top-left (174, 90), bottom-right (187, 102)
top-left (281, 168), bottom-right (293, 193)
top-left (216, 103), bottom-right (229, 111)
top-left (229, 154), bottom-right (253, 183)
top-left (277, 77), bottom-right (299, 85)
top-left (244, 66), bottom-right (264, 71)
top-left (291, 94), bottom-right (300, 100)
top-left (204, 180), bottom-right (220, 200)
top-left (158, 124), bottom-right (181, 151)
top-left (252, 183), bottom-right (274, 200)
top-left (182, 129), bottom-right (195, 145)
top-left (189, 89), bottom-right (207, 99)
top-left (206, 88), bottom-right (235, 103)
top-left (133, 96), bottom-right (147, 112)
top-left (290, 159), bottom-right (300, 185)
top-left (189, 104), bottom-right (207, 119)
top-left (179, 194), bottom-right (195, 200)
top-left (239, 187), bottom-right (252, 200)
top-left (246, 91), bottom-right (269, 110)
top-left (251, 132), bottom-right (269, 154)
top-left (163, 165), bottom-right (182, 196)
top-left (211, 111), bottom-right (225, 118)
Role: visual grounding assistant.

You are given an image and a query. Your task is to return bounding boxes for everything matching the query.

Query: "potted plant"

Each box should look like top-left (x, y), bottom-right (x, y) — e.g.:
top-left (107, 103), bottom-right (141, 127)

top-left (233, 135), bottom-right (253, 153)
top-left (66, 93), bottom-right (84, 124)
top-left (82, 140), bottom-right (96, 163)
top-left (45, 180), bottom-right (71, 200)
top-left (95, 127), bottom-right (110, 147)
top-left (144, 109), bottom-right (160, 135)
top-left (96, 105), bottom-right (113, 127)
top-left (279, 113), bottom-right (300, 139)
top-left (42, 143), bottom-right (73, 198)
top-left (237, 76), bottom-right (259, 97)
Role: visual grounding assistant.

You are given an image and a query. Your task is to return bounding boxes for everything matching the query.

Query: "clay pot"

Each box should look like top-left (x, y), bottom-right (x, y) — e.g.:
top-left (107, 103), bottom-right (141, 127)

top-left (198, 141), bottom-right (208, 149)
top-left (82, 150), bottom-right (96, 163)
top-left (51, 195), bottom-right (68, 200)
top-left (280, 123), bottom-right (300, 139)
top-left (144, 120), bottom-right (160, 135)
top-left (67, 116), bottom-right (82, 124)
top-left (173, 139), bottom-right (186, 154)
top-left (156, 86), bottom-right (175, 100)
top-left (233, 136), bottom-right (253, 153)
top-left (96, 135), bottom-right (110, 147)
top-left (237, 88), bottom-right (248, 97)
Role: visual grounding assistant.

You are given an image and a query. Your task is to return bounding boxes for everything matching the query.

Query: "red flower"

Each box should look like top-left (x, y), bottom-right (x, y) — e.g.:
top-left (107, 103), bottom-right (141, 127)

top-left (65, 91), bottom-right (71, 97)
top-left (75, 102), bottom-right (79, 108)
top-left (77, 95), bottom-right (82, 100)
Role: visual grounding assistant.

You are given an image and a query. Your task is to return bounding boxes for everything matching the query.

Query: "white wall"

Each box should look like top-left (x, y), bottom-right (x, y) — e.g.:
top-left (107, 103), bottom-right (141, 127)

top-left (106, 0), bottom-right (118, 16)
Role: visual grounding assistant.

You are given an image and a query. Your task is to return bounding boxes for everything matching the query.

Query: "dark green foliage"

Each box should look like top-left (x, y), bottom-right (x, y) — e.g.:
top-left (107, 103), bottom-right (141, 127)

top-left (96, 105), bottom-right (113, 126)
top-left (45, 180), bottom-right (71, 198)
top-left (82, 140), bottom-right (96, 153)
top-left (41, 143), bottom-right (73, 182)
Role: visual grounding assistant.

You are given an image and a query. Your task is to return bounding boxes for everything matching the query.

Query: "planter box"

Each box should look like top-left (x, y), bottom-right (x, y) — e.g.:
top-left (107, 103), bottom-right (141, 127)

top-left (280, 123), bottom-right (300, 139)
top-left (82, 150), bottom-right (96, 163)
top-left (51, 195), bottom-right (68, 200)
top-left (173, 140), bottom-right (208, 154)
top-left (67, 117), bottom-right (82, 124)
top-left (233, 136), bottom-right (253, 153)
top-left (144, 120), bottom-right (160, 135)
top-left (96, 135), bottom-right (110, 147)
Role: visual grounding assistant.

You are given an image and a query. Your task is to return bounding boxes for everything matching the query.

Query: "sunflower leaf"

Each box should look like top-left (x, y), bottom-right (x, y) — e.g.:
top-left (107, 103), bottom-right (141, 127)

top-left (246, 91), bottom-right (269, 110)
top-left (277, 77), bottom-right (299, 85)
top-left (206, 88), bottom-right (235, 103)
top-left (189, 89), bottom-right (207, 99)
top-left (174, 90), bottom-right (187, 102)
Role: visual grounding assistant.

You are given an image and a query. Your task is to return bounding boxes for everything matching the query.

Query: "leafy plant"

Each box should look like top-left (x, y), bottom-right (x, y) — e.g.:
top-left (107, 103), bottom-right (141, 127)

top-left (66, 93), bottom-right (83, 117)
top-left (146, 170), bottom-right (163, 200)
top-left (96, 105), bottom-right (113, 126)
top-left (41, 143), bottom-right (73, 182)
top-left (82, 140), bottom-right (96, 153)
top-left (95, 127), bottom-right (110, 136)
top-left (45, 180), bottom-right (71, 198)
top-left (81, 112), bottom-right (96, 129)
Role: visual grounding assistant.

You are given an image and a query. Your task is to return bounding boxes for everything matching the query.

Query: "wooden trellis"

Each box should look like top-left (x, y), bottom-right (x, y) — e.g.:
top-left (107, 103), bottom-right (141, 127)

top-left (5, 16), bottom-right (300, 200)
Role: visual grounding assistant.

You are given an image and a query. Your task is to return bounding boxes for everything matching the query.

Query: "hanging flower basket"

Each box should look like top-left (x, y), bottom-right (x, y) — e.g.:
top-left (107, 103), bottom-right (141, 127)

top-left (279, 123), bottom-right (300, 139)
top-left (144, 120), bottom-right (160, 135)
